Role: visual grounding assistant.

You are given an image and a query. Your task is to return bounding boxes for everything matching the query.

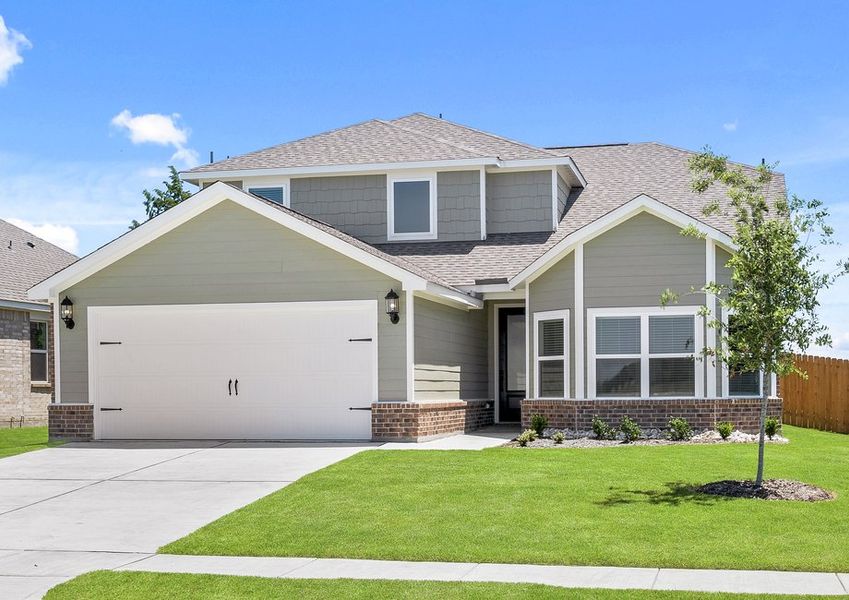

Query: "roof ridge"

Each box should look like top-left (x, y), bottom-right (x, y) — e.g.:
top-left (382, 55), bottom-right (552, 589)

top-left (377, 119), bottom-right (492, 159)
top-left (400, 112), bottom-right (559, 158)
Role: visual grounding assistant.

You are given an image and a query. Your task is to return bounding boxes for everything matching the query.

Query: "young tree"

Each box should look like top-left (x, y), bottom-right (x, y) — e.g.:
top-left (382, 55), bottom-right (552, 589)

top-left (663, 149), bottom-right (847, 486)
top-left (130, 166), bottom-right (192, 229)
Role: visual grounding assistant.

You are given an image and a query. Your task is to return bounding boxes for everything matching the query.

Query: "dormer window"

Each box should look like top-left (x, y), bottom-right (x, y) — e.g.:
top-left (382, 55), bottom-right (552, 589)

top-left (248, 185), bottom-right (287, 206)
top-left (387, 175), bottom-right (437, 241)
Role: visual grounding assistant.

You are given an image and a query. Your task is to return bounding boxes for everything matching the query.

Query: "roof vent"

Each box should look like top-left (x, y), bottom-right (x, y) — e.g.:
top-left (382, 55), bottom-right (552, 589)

top-left (26, 241), bottom-right (35, 248)
top-left (474, 277), bottom-right (509, 285)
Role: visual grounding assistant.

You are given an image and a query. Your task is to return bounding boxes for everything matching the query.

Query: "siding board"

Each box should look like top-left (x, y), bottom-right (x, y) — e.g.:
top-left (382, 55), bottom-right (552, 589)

top-left (414, 297), bottom-right (488, 400)
top-left (486, 171), bottom-right (552, 234)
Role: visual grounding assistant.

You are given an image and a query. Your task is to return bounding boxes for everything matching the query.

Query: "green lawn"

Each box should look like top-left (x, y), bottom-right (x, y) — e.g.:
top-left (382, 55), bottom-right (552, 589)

top-left (44, 572), bottom-right (836, 600)
top-left (163, 426), bottom-right (849, 572)
top-left (0, 425), bottom-right (51, 458)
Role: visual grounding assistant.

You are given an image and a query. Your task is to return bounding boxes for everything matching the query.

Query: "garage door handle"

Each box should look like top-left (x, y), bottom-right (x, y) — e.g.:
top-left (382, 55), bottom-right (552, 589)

top-left (99, 341), bottom-right (122, 345)
top-left (349, 407), bottom-right (372, 411)
top-left (348, 338), bottom-right (372, 342)
top-left (100, 407), bottom-right (122, 411)
top-left (234, 379), bottom-right (239, 395)
top-left (228, 379), bottom-right (232, 396)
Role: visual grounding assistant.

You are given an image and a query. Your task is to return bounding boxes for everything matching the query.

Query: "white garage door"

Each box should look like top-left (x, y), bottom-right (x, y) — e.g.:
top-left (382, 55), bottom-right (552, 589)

top-left (89, 301), bottom-right (377, 440)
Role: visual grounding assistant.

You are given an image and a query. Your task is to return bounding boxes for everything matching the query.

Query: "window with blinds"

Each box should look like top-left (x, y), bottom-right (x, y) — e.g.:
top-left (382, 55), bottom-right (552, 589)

top-left (248, 186), bottom-right (286, 205)
top-left (596, 316), bottom-right (640, 397)
top-left (726, 315), bottom-right (762, 396)
top-left (591, 310), bottom-right (700, 398)
top-left (534, 310), bottom-right (569, 398)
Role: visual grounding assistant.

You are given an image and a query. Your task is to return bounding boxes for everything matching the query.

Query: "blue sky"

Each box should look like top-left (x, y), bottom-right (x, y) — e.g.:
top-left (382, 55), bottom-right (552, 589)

top-left (1, 1), bottom-right (848, 355)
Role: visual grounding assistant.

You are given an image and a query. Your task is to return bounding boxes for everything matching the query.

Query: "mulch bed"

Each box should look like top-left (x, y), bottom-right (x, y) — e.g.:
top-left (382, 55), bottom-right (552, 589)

top-left (698, 479), bottom-right (835, 502)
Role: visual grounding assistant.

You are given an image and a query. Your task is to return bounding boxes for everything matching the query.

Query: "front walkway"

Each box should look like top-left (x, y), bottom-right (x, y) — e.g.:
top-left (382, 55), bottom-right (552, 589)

top-left (94, 554), bottom-right (849, 596)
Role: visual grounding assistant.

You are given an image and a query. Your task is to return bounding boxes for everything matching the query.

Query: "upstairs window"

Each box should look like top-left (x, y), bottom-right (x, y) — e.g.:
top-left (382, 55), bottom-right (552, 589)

top-left (388, 176), bottom-right (436, 241)
top-left (248, 186), bottom-right (287, 206)
top-left (30, 321), bottom-right (48, 383)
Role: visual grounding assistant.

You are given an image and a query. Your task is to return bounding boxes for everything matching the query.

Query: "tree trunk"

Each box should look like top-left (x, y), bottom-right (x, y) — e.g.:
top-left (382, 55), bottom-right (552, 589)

top-left (755, 376), bottom-right (769, 487)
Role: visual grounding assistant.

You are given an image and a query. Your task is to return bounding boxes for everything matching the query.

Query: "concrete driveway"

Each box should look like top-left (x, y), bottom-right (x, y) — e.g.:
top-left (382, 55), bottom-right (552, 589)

top-left (0, 440), bottom-right (373, 599)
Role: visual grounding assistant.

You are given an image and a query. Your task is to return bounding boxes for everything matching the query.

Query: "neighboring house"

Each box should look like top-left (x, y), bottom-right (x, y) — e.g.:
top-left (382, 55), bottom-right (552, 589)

top-left (30, 113), bottom-right (782, 442)
top-left (1, 220), bottom-right (77, 427)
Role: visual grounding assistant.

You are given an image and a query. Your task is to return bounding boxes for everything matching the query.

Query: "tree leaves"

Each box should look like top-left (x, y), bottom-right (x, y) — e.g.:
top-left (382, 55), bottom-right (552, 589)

top-left (129, 166), bottom-right (192, 229)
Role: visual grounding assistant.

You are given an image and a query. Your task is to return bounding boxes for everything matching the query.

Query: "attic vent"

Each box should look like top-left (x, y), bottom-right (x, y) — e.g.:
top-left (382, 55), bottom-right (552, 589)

top-left (474, 277), bottom-right (509, 285)
top-left (26, 241), bottom-right (35, 248)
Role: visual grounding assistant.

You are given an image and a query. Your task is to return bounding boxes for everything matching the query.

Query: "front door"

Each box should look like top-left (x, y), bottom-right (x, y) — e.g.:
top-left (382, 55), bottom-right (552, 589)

top-left (498, 307), bottom-right (526, 422)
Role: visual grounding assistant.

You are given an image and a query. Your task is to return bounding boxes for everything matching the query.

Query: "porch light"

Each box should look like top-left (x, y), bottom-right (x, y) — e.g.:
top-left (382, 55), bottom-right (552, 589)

top-left (60, 296), bottom-right (75, 329)
top-left (385, 289), bottom-right (400, 324)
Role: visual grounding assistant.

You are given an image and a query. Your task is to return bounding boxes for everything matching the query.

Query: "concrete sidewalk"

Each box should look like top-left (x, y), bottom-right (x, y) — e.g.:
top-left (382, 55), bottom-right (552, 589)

top-left (112, 554), bottom-right (849, 596)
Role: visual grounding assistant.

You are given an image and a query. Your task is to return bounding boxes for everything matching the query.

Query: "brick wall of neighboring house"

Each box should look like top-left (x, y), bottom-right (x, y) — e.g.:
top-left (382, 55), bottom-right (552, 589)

top-left (48, 404), bottom-right (94, 441)
top-left (0, 308), bottom-right (53, 427)
top-left (371, 399), bottom-right (494, 442)
top-left (521, 397), bottom-right (783, 434)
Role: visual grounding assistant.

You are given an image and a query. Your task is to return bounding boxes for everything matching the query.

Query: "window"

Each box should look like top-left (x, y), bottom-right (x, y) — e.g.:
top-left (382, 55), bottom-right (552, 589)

top-left (724, 314), bottom-right (763, 396)
top-left (534, 310), bottom-right (569, 398)
top-left (388, 176), bottom-right (436, 240)
top-left (248, 186), bottom-right (286, 206)
top-left (30, 321), bottom-right (48, 383)
top-left (589, 308), bottom-right (703, 399)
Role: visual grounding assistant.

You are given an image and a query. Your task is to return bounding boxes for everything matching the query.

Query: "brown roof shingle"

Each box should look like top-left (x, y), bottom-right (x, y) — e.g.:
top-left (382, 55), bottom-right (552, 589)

top-left (0, 220), bottom-right (77, 304)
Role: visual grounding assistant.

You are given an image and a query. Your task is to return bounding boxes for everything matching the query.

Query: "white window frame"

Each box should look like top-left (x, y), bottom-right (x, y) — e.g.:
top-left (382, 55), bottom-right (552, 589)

top-left (533, 309), bottom-right (570, 399)
top-left (30, 318), bottom-right (49, 384)
top-left (387, 173), bottom-right (437, 241)
top-left (587, 306), bottom-right (704, 400)
top-left (720, 309), bottom-right (765, 398)
top-left (247, 181), bottom-right (290, 208)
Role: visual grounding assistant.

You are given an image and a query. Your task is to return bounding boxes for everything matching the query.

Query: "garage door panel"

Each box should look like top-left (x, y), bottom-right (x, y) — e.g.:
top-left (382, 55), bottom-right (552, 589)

top-left (91, 301), bottom-right (377, 440)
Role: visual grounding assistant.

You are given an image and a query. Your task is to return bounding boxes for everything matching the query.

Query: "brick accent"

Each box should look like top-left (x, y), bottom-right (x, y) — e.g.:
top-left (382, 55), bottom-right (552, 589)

top-left (48, 404), bottom-right (94, 441)
top-left (521, 397), bottom-right (783, 434)
top-left (371, 399), bottom-right (494, 442)
top-left (0, 308), bottom-right (53, 427)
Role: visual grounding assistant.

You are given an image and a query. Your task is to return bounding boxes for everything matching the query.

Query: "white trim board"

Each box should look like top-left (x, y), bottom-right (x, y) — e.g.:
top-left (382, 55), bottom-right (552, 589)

top-left (28, 182), bottom-right (480, 310)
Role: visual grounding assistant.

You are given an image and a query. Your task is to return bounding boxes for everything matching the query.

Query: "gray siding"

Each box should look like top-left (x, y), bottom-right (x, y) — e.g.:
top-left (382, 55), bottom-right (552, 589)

top-left (528, 251), bottom-right (575, 398)
top-left (715, 247), bottom-right (733, 393)
top-left (414, 297), bottom-right (488, 400)
top-left (584, 212), bottom-right (705, 308)
top-left (486, 171), bottom-right (552, 234)
top-left (437, 171), bottom-right (481, 242)
top-left (290, 175), bottom-right (387, 245)
top-left (202, 180), bottom-right (242, 190)
top-left (59, 200), bottom-right (406, 404)
top-left (556, 172), bottom-right (570, 220)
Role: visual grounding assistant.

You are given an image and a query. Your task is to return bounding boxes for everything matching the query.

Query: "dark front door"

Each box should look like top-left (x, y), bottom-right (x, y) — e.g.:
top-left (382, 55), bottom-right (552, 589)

top-left (498, 307), bottom-right (526, 422)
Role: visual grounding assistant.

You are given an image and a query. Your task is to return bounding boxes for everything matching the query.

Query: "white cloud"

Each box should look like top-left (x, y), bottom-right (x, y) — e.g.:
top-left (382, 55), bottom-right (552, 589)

top-left (0, 15), bottom-right (31, 85)
top-left (7, 218), bottom-right (79, 254)
top-left (110, 109), bottom-right (199, 168)
top-left (722, 120), bottom-right (738, 132)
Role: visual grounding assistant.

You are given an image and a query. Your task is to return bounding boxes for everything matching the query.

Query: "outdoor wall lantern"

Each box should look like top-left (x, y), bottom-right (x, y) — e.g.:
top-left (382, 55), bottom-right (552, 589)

top-left (384, 289), bottom-right (400, 324)
top-left (60, 296), bottom-right (75, 329)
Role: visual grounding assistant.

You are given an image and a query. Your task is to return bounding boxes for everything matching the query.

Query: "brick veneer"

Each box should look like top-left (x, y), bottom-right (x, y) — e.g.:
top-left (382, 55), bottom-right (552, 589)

top-left (1, 308), bottom-right (54, 427)
top-left (521, 397), bottom-right (783, 434)
top-left (371, 399), bottom-right (494, 442)
top-left (48, 404), bottom-right (94, 441)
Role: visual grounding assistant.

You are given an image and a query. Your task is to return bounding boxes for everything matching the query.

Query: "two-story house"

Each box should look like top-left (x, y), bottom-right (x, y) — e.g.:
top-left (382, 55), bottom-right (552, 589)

top-left (31, 114), bottom-right (781, 442)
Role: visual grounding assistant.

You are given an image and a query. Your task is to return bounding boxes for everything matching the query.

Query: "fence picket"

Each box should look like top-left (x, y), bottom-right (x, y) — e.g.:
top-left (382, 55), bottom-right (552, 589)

top-left (780, 354), bottom-right (849, 434)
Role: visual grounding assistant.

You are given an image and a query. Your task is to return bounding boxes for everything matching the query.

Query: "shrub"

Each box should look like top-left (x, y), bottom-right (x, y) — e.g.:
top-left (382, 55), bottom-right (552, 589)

top-left (591, 416), bottom-right (616, 440)
top-left (667, 417), bottom-right (693, 441)
top-left (717, 421), bottom-right (734, 440)
top-left (517, 429), bottom-right (538, 447)
top-left (619, 416), bottom-right (642, 443)
top-left (552, 431), bottom-right (565, 444)
top-left (530, 414), bottom-right (549, 437)
top-left (765, 416), bottom-right (781, 439)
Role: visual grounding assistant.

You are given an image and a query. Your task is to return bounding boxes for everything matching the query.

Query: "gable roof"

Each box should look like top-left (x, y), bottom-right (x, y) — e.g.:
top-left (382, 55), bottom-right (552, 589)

top-left (184, 113), bottom-right (559, 175)
top-left (28, 183), bottom-right (481, 309)
top-left (0, 219), bottom-right (77, 307)
top-left (379, 142), bottom-right (785, 287)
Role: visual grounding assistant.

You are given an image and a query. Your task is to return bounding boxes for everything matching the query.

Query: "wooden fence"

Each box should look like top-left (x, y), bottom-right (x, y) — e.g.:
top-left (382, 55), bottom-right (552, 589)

top-left (780, 355), bottom-right (849, 434)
